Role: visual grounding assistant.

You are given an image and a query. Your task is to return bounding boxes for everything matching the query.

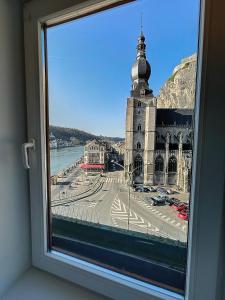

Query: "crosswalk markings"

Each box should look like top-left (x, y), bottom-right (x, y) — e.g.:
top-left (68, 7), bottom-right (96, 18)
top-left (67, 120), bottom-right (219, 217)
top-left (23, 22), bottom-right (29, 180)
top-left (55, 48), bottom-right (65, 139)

top-left (105, 177), bottom-right (125, 184)
top-left (110, 197), bottom-right (160, 231)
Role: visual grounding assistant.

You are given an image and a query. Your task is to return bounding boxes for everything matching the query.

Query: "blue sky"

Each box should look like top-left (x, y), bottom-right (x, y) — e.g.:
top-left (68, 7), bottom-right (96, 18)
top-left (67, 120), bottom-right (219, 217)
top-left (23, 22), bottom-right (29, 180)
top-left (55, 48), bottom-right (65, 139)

top-left (47, 0), bottom-right (199, 137)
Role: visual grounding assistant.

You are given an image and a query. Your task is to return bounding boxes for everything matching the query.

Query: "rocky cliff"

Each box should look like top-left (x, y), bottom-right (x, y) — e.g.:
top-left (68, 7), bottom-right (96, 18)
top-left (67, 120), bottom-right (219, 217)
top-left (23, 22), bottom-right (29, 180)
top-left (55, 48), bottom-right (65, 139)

top-left (157, 54), bottom-right (197, 109)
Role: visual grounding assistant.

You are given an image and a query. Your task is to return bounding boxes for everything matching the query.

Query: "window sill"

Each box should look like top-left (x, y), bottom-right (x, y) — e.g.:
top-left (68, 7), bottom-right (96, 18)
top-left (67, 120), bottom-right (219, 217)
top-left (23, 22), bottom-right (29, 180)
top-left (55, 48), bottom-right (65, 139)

top-left (2, 267), bottom-right (110, 300)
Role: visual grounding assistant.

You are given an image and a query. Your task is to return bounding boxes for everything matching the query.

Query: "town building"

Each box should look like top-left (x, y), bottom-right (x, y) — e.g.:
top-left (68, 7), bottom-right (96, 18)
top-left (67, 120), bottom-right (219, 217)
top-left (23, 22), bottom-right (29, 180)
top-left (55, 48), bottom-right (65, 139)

top-left (111, 142), bottom-right (125, 165)
top-left (124, 32), bottom-right (193, 191)
top-left (81, 139), bottom-right (106, 173)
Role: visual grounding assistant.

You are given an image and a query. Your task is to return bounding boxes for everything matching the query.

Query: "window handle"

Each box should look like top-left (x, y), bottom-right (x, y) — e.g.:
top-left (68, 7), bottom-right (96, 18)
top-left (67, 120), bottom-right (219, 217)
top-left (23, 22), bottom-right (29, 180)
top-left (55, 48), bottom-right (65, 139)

top-left (22, 139), bottom-right (35, 169)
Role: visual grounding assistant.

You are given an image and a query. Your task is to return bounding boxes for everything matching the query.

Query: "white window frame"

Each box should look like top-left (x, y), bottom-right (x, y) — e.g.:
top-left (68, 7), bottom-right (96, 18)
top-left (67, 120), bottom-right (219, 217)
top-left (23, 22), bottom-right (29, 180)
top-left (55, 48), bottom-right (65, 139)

top-left (23, 0), bottom-right (225, 299)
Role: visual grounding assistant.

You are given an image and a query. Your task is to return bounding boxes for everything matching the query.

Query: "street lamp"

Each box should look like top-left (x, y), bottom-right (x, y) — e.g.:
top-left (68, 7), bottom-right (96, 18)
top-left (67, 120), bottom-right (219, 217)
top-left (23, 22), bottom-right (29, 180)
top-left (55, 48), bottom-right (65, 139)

top-left (111, 160), bottom-right (140, 231)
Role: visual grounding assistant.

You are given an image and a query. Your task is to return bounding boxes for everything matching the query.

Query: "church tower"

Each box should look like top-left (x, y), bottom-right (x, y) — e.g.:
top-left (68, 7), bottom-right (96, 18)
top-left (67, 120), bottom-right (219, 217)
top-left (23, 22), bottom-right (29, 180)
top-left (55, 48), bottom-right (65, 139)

top-left (124, 32), bottom-right (156, 185)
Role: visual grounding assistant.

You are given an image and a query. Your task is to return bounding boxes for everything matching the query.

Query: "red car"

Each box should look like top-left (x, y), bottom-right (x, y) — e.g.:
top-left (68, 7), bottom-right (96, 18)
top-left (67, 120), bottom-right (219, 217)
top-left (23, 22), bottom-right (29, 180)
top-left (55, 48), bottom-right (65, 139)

top-left (178, 210), bottom-right (189, 221)
top-left (172, 203), bottom-right (187, 211)
top-left (177, 203), bottom-right (188, 211)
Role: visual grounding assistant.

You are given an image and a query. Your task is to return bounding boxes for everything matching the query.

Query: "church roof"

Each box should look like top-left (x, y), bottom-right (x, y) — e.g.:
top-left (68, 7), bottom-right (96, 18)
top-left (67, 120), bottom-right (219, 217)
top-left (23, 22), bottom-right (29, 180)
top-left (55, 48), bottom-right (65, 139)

top-left (156, 109), bottom-right (193, 126)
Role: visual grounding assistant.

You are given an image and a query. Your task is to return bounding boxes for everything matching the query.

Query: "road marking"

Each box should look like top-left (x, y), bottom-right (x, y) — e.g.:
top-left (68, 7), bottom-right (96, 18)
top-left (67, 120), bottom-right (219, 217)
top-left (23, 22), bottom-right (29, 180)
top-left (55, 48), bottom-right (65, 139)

top-left (111, 197), bottom-right (149, 228)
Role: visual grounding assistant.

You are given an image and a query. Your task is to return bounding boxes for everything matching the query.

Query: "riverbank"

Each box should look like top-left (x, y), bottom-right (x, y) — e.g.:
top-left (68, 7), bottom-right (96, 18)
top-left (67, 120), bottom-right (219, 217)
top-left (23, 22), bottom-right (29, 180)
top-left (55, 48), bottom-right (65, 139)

top-left (50, 145), bottom-right (84, 176)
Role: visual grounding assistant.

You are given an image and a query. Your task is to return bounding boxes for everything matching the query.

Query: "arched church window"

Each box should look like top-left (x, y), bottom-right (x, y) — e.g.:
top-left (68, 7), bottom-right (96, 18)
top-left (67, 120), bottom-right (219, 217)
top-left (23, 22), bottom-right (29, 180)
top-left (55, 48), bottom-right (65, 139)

top-left (137, 142), bottom-right (141, 149)
top-left (134, 155), bottom-right (143, 176)
top-left (155, 156), bottom-right (164, 172)
top-left (138, 101), bottom-right (141, 107)
top-left (168, 156), bottom-right (177, 173)
top-left (137, 124), bottom-right (141, 131)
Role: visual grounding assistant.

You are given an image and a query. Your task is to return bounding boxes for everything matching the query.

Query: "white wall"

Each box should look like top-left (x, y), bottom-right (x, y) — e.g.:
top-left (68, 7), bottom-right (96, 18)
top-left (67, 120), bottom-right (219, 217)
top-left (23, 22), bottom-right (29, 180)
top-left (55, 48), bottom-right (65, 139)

top-left (0, 0), bottom-right (31, 296)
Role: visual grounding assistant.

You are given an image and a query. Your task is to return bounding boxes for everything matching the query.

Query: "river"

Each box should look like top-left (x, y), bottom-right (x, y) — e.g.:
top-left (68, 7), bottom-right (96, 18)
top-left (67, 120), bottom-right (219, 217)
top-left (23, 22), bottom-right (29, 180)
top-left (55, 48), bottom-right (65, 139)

top-left (50, 146), bottom-right (84, 176)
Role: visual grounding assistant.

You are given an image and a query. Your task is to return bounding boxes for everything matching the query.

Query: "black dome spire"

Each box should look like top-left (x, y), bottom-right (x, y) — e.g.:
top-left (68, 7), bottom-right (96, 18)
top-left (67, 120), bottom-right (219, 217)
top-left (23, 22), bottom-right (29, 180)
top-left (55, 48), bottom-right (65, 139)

top-left (131, 32), bottom-right (152, 97)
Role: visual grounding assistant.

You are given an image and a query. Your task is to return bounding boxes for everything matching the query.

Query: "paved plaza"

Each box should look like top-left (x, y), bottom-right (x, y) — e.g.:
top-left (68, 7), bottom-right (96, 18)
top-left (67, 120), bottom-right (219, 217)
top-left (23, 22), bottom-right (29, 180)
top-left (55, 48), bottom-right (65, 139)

top-left (51, 169), bottom-right (189, 243)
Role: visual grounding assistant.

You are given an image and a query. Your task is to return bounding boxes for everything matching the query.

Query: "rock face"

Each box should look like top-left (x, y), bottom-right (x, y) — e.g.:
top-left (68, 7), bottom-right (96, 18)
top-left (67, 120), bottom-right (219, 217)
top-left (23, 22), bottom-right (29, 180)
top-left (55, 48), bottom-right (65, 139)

top-left (157, 54), bottom-right (197, 109)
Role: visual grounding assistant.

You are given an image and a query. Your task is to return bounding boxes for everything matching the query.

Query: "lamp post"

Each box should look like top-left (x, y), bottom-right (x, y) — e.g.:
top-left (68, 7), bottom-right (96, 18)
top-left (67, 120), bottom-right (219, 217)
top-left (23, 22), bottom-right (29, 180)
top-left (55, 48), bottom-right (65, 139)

top-left (111, 160), bottom-right (140, 231)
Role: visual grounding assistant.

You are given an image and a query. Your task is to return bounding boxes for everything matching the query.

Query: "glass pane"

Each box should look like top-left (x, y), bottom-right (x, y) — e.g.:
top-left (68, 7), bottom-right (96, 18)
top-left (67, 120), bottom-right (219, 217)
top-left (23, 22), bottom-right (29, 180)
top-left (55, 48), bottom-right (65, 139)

top-left (45, 0), bottom-right (200, 294)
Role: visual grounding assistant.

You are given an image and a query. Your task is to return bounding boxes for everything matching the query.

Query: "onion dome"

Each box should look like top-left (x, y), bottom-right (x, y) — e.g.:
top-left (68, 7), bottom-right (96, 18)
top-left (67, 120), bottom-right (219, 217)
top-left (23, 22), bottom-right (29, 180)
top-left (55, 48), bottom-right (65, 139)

top-left (131, 32), bottom-right (152, 97)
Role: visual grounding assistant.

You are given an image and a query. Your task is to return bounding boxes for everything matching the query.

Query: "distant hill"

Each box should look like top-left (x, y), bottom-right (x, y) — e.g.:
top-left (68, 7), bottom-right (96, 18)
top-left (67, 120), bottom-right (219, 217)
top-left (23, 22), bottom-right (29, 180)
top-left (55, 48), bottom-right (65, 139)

top-left (49, 125), bottom-right (124, 144)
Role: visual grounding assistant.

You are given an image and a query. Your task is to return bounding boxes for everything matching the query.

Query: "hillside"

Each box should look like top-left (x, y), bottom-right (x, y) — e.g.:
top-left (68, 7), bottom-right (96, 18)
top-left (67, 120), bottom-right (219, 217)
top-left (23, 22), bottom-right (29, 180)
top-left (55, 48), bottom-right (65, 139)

top-left (157, 54), bottom-right (197, 109)
top-left (50, 125), bottom-right (124, 144)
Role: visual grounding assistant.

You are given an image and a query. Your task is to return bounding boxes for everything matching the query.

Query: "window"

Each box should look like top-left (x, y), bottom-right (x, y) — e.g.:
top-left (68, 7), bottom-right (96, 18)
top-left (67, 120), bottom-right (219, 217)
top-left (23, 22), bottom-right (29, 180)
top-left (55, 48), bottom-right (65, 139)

top-left (168, 156), bottom-right (177, 173)
top-left (155, 155), bottom-right (164, 172)
top-left (47, 1), bottom-right (194, 286)
top-left (23, 0), bottom-right (225, 299)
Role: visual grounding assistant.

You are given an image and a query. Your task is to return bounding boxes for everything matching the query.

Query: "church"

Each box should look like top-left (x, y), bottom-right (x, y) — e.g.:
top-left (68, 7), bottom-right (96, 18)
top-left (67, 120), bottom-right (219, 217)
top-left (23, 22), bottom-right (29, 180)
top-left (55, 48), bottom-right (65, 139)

top-left (124, 32), bottom-right (193, 192)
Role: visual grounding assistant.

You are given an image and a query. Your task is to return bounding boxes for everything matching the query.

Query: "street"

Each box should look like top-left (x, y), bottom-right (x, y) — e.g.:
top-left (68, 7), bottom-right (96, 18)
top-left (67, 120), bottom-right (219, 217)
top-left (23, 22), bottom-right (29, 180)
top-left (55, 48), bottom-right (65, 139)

top-left (51, 169), bottom-right (188, 243)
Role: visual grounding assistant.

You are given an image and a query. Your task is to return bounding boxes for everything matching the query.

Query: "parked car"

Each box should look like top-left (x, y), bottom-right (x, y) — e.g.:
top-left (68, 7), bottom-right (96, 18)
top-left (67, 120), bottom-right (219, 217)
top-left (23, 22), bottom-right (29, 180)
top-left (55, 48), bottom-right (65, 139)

top-left (172, 202), bottom-right (187, 211)
top-left (177, 209), bottom-right (189, 221)
top-left (165, 197), bottom-right (180, 206)
top-left (133, 186), bottom-right (142, 192)
top-left (177, 203), bottom-right (188, 212)
top-left (156, 187), bottom-right (167, 195)
top-left (134, 186), bottom-right (150, 193)
top-left (143, 187), bottom-right (151, 193)
top-left (166, 189), bottom-right (176, 195)
top-left (148, 186), bottom-right (157, 192)
top-left (149, 195), bottom-right (169, 206)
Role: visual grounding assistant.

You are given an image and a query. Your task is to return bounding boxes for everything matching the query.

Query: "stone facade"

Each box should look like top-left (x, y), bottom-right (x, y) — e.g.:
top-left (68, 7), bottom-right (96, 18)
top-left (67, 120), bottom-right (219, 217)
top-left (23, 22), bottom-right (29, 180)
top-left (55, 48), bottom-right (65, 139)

top-left (154, 109), bottom-right (193, 191)
top-left (124, 33), bottom-right (194, 192)
top-left (84, 139), bottom-right (106, 165)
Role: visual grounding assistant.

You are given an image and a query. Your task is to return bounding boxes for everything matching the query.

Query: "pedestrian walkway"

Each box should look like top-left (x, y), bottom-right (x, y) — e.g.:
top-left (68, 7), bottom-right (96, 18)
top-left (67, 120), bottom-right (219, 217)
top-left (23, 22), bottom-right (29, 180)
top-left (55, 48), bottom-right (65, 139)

top-left (104, 177), bottom-right (125, 184)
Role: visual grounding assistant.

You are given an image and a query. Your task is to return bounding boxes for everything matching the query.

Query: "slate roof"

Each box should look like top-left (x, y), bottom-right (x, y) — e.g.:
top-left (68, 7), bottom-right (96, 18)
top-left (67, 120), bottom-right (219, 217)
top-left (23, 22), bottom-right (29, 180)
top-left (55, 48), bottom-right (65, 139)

top-left (156, 109), bottom-right (193, 126)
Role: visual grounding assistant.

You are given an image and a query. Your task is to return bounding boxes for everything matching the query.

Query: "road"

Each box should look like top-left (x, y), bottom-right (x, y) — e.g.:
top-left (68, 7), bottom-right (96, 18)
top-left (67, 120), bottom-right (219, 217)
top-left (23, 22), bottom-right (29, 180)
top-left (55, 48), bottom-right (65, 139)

top-left (51, 170), bottom-right (188, 243)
